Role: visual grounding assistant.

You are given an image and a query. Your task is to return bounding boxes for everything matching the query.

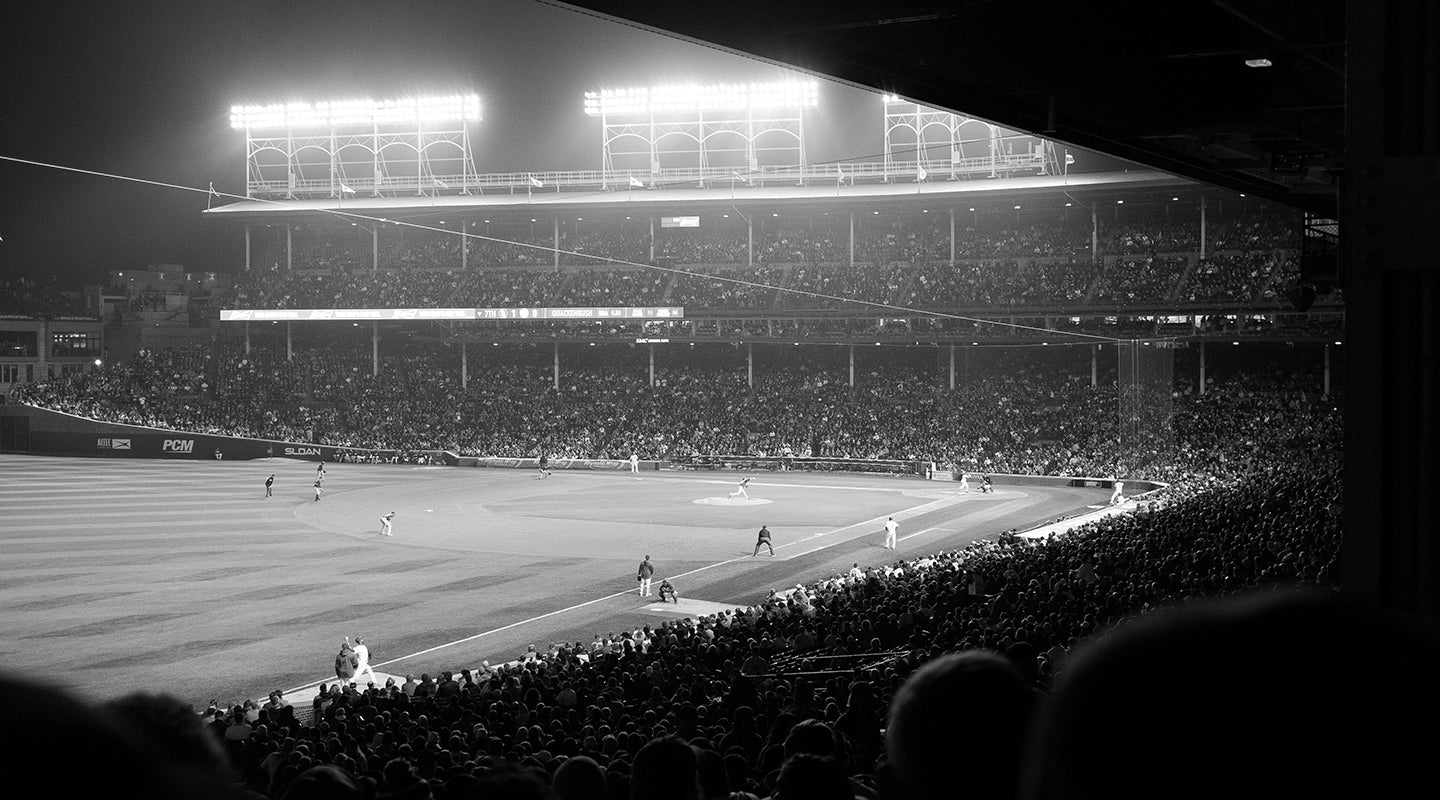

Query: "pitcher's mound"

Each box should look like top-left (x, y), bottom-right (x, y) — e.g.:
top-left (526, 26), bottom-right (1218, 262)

top-left (694, 497), bottom-right (772, 506)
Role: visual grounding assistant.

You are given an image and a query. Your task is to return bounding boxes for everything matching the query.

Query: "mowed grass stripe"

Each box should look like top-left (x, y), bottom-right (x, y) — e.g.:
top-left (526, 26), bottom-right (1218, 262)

top-left (4, 503), bottom-right (321, 515)
top-left (2, 533), bottom-right (311, 551)
top-left (3, 503), bottom-right (326, 518)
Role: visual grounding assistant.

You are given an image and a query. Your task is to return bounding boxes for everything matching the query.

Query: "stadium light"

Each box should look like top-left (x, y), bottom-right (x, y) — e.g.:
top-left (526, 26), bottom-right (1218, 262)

top-left (230, 94), bottom-right (481, 131)
top-left (583, 79), bottom-right (819, 116)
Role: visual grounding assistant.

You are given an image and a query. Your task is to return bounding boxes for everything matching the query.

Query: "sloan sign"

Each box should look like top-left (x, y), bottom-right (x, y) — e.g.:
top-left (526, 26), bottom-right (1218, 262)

top-left (284, 446), bottom-right (322, 456)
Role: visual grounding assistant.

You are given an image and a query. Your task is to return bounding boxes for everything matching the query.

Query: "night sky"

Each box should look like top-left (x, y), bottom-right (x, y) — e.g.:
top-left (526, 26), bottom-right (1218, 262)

top-left (1, 1), bottom-right (888, 286)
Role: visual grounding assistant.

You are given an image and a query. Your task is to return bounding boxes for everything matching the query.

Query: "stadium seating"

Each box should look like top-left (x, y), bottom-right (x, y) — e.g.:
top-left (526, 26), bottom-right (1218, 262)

top-left (182, 438), bottom-right (1340, 799)
top-left (3, 202), bottom-right (1365, 800)
top-left (206, 206), bottom-right (1304, 313)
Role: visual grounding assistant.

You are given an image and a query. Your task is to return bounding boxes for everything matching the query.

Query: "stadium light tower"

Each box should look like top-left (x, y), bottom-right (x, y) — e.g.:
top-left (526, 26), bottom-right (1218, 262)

top-left (881, 94), bottom-right (1059, 180)
top-left (229, 94), bottom-right (482, 200)
top-left (583, 79), bottom-right (818, 186)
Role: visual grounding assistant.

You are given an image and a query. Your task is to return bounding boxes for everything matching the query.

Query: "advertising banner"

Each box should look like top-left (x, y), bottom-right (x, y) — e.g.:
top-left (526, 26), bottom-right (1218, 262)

top-left (221, 307), bottom-right (684, 322)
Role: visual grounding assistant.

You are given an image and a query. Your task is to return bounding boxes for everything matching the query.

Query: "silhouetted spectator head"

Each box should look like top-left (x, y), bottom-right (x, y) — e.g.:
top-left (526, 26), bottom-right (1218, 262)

top-left (104, 691), bottom-right (234, 782)
top-left (722, 753), bottom-right (753, 796)
top-left (884, 650), bottom-right (1035, 800)
top-left (694, 748), bottom-right (729, 800)
top-left (553, 755), bottom-right (607, 800)
top-left (377, 757), bottom-right (433, 800)
top-left (0, 673), bottom-right (217, 799)
top-left (782, 719), bottom-right (839, 760)
top-left (1027, 590), bottom-right (1440, 800)
top-left (631, 735), bottom-right (700, 800)
top-left (773, 754), bottom-right (853, 800)
top-left (466, 764), bottom-right (553, 800)
top-left (283, 764), bottom-right (363, 800)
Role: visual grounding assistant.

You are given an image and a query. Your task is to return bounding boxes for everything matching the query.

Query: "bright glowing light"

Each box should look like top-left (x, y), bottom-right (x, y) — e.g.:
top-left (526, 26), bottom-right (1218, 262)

top-left (230, 95), bottom-right (482, 130)
top-left (1245, 58), bottom-right (1273, 68)
top-left (583, 80), bottom-right (819, 116)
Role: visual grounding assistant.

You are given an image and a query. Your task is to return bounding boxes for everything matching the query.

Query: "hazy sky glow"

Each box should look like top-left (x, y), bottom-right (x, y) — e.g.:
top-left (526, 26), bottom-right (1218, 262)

top-left (2, 1), bottom-right (881, 283)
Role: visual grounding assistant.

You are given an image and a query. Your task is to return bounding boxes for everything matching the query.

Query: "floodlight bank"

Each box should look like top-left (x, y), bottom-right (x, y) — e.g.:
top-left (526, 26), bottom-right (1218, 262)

top-left (230, 95), bottom-right (482, 131)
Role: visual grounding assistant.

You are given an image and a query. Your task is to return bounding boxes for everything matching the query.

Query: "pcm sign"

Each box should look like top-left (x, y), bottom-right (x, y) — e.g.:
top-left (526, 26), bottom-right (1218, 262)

top-left (162, 439), bottom-right (196, 454)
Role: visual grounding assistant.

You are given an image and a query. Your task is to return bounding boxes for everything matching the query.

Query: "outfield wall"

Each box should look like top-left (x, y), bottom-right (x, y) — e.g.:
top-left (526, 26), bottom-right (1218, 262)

top-left (0, 405), bottom-right (376, 462)
top-left (0, 404), bottom-right (1161, 491)
top-left (0, 405), bottom-right (657, 469)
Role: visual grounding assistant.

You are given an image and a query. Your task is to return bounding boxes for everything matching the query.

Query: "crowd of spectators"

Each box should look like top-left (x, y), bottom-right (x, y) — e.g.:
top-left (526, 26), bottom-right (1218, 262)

top-left (213, 206), bottom-right (1305, 315)
top-left (11, 422), bottom-right (1352, 800)
top-left (17, 340), bottom-right (1338, 478)
top-left (670, 266), bottom-right (782, 309)
top-left (6, 331), bottom-right (1377, 800)
top-left (1090, 256), bottom-right (1186, 305)
top-left (1180, 252), bottom-right (1278, 303)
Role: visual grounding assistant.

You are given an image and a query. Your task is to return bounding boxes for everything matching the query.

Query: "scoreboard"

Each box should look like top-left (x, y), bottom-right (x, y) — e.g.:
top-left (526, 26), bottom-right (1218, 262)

top-left (221, 307), bottom-right (684, 322)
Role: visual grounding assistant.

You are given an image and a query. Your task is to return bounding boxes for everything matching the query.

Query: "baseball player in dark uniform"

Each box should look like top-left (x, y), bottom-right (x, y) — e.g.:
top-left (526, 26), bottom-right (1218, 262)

top-left (752, 525), bottom-right (775, 557)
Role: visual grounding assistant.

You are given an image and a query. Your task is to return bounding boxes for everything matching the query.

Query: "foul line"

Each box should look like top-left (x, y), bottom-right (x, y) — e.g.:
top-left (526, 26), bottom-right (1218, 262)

top-left (285, 494), bottom-right (959, 694)
top-left (901, 527), bottom-right (957, 543)
top-left (677, 476), bottom-right (925, 493)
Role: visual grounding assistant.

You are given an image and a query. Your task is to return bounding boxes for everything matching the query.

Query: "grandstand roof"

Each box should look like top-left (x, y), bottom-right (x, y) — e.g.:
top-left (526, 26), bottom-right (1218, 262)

top-left (202, 169), bottom-right (1189, 221)
top-left (557, 0), bottom-right (1344, 217)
